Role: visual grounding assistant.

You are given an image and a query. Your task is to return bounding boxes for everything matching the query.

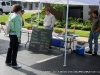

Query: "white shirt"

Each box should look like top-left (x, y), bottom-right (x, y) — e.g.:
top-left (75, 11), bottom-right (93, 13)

top-left (43, 13), bottom-right (55, 27)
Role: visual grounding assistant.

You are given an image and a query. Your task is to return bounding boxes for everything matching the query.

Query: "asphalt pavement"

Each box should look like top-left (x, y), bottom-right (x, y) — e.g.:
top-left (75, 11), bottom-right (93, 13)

top-left (0, 30), bottom-right (100, 75)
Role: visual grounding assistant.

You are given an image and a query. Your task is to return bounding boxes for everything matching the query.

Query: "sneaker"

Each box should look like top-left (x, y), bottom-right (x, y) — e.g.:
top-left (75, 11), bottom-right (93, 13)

top-left (92, 52), bottom-right (97, 56)
top-left (85, 51), bottom-right (92, 54)
top-left (12, 64), bottom-right (21, 69)
top-left (5, 63), bottom-right (11, 66)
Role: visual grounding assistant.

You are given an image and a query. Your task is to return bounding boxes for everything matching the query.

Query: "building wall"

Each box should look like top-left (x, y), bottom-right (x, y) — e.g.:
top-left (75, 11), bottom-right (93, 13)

top-left (22, 2), bottom-right (99, 21)
top-left (83, 5), bottom-right (99, 21)
top-left (22, 2), bottom-right (42, 10)
top-left (83, 6), bottom-right (90, 21)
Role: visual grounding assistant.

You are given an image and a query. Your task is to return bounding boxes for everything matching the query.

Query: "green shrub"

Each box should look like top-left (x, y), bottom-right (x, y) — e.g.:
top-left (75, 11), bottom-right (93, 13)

top-left (68, 17), bottom-right (73, 22)
top-left (41, 6), bottom-right (45, 14)
top-left (70, 24), bottom-right (83, 29)
top-left (55, 21), bottom-right (65, 28)
top-left (81, 26), bottom-right (91, 31)
top-left (56, 24), bottom-right (64, 28)
top-left (70, 21), bottom-right (78, 26)
top-left (81, 20), bottom-right (92, 30)
top-left (30, 12), bottom-right (45, 26)
top-left (76, 25), bottom-right (83, 29)
top-left (77, 18), bottom-right (83, 23)
top-left (68, 17), bottom-right (74, 27)
top-left (84, 20), bottom-right (92, 26)
top-left (50, 4), bottom-right (66, 12)
top-left (55, 20), bottom-right (60, 25)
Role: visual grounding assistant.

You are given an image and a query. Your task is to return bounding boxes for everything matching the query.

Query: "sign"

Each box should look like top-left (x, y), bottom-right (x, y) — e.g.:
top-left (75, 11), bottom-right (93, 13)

top-left (29, 28), bottom-right (52, 53)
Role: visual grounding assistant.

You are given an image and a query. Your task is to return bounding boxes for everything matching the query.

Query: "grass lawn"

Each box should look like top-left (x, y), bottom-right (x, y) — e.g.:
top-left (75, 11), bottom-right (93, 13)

top-left (0, 13), bottom-right (92, 37)
top-left (0, 13), bottom-right (33, 28)
top-left (38, 26), bottom-right (90, 37)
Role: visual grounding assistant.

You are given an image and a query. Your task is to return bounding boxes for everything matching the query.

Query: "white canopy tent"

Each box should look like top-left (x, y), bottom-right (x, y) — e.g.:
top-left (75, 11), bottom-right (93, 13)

top-left (20, 0), bottom-right (100, 5)
top-left (21, 0), bottom-right (40, 2)
top-left (40, 0), bottom-right (100, 5)
top-left (0, 0), bottom-right (22, 1)
top-left (21, 0), bottom-right (100, 66)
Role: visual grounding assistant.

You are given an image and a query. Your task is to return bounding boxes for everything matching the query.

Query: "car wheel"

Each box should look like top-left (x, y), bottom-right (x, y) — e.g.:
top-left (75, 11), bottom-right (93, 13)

top-left (0, 11), bottom-right (3, 15)
top-left (5, 13), bottom-right (9, 15)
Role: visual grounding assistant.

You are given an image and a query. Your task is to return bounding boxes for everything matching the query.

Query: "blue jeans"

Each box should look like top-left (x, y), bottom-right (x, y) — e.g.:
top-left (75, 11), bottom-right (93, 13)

top-left (45, 26), bottom-right (53, 32)
top-left (88, 31), bottom-right (99, 52)
top-left (45, 26), bottom-right (53, 47)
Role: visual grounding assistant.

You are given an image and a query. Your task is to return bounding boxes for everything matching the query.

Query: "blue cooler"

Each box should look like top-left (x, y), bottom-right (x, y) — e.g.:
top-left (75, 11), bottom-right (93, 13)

top-left (51, 38), bottom-right (64, 47)
top-left (75, 45), bottom-right (85, 55)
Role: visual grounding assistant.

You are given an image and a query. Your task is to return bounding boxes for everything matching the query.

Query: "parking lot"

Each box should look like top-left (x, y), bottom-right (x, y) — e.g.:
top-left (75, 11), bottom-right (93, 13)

top-left (0, 30), bottom-right (100, 75)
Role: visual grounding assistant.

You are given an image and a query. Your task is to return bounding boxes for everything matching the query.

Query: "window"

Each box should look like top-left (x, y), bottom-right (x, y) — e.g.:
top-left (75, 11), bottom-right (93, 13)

top-left (35, 3), bottom-right (38, 7)
top-left (6, 1), bottom-right (11, 6)
top-left (11, 1), bottom-right (21, 5)
top-left (23, 2), bottom-right (27, 8)
top-left (2, 2), bottom-right (6, 6)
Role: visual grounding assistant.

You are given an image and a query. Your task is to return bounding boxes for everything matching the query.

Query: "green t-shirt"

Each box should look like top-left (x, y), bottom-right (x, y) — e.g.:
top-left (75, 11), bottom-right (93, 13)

top-left (91, 17), bottom-right (100, 32)
top-left (9, 13), bottom-right (22, 40)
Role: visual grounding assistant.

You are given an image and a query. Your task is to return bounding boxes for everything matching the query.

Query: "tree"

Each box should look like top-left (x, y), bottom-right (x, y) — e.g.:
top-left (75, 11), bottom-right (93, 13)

top-left (50, 4), bottom-right (66, 12)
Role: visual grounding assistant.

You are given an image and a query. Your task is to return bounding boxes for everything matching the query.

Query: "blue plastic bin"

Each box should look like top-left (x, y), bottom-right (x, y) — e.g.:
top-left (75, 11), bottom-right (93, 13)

top-left (51, 38), bottom-right (64, 47)
top-left (75, 45), bottom-right (85, 55)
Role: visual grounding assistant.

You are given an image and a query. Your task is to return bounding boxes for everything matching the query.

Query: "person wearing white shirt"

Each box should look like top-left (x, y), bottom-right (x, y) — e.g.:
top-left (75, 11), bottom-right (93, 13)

top-left (43, 7), bottom-right (55, 49)
top-left (44, 7), bottom-right (55, 31)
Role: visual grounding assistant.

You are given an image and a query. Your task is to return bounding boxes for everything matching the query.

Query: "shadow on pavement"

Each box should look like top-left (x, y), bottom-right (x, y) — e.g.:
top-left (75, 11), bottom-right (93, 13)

top-left (0, 39), bottom-right (9, 54)
top-left (0, 39), bottom-right (25, 54)
top-left (17, 68), bottom-right (38, 75)
top-left (30, 53), bottom-right (100, 75)
top-left (28, 48), bottom-right (64, 56)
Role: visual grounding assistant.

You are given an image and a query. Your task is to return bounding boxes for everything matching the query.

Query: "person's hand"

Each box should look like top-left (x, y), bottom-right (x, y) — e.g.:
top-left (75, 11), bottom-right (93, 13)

top-left (95, 30), bottom-right (99, 32)
top-left (18, 39), bottom-right (21, 42)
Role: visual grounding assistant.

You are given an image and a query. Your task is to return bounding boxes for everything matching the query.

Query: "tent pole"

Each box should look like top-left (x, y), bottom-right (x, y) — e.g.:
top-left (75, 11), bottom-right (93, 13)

top-left (37, 2), bottom-right (41, 27)
top-left (10, 0), bottom-right (13, 14)
top-left (99, 1), bottom-right (100, 16)
top-left (63, 0), bottom-right (69, 67)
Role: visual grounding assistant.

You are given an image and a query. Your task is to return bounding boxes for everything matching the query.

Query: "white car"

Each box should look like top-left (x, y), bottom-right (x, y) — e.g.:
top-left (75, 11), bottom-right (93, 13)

top-left (0, 0), bottom-right (21, 15)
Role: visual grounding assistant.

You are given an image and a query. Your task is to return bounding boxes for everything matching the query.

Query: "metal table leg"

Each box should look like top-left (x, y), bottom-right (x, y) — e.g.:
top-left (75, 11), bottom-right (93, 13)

top-left (73, 39), bottom-right (75, 50)
top-left (25, 32), bottom-right (30, 48)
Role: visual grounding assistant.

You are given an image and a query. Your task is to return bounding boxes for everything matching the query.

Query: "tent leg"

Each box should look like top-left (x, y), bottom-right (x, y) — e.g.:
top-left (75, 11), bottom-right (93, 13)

top-left (37, 2), bottom-right (41, 27)
top-left (63, 0), bottom-right (69, 67)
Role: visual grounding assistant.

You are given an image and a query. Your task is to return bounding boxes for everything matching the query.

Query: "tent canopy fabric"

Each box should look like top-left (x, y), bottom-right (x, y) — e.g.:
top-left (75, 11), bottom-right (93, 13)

top-left (1, 0), bottom-right (100, 6)
top-left (21, 0), bottom-right (100, 6)
top-left (21, 0), bottom-right (40, 2)
top-left (1, 0), bottom-right (22, 1)
top-left (40, 0), bottom-right (100, 6)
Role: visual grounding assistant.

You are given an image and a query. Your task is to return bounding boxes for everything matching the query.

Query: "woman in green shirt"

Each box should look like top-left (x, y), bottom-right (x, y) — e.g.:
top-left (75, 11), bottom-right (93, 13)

top-left (5, 4), bottom-right (22, 69)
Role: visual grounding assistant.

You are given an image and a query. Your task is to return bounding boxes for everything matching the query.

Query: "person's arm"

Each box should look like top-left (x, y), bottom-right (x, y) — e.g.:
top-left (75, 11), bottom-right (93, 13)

top-left (50, 15), bottom-right (55, 28)
top-left (14, 15), bottom-right (21, 40)
top-left (96, 27), bottom-right (100, 32)
top-left (96, 19), bottom-right (100, 32)
top-left (43, 15), bottom-right (46, 27)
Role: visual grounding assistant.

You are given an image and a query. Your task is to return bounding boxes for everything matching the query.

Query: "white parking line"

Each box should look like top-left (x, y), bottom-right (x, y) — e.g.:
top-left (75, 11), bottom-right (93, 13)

top-left (36, 54), bottom-right (63, 64)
